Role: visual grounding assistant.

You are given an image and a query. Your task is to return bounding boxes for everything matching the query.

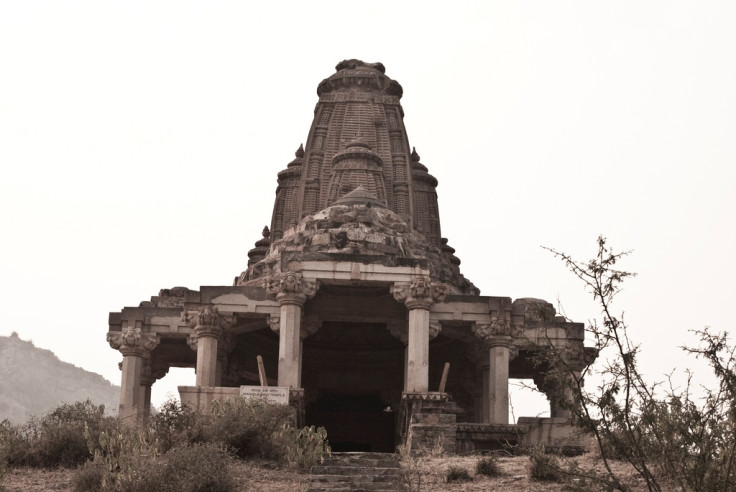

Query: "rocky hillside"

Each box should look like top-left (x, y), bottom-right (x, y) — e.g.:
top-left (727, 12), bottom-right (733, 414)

top-left (0, 332), bottom-right (119, 423)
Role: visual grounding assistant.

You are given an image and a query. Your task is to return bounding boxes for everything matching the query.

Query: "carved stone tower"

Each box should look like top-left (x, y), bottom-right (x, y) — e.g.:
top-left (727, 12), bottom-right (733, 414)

top-left (269, 60), bottom-right (441, 246)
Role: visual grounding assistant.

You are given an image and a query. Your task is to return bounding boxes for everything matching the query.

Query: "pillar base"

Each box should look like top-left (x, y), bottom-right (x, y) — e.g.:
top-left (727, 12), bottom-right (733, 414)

top-left (518, 417), bottom-right (590, 455)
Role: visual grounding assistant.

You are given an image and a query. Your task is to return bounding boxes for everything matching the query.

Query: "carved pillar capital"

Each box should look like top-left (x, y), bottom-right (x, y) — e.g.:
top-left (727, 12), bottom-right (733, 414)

top-left (268, 314), bottom-right (281, 334)
top-left (107, 327), bottom-right (159, 357)
top-left (429, 320), bottom-right (442, 340)
top-left (472, 320), bottom-right (513, 348)
top-left (391, 276), bottom-right (447, 310)
top-left (263, 272), bottom-right (318, 307)
top-left (387, 319), bottom-right (408, 344)
top-left (140, 358), bottom-right (170, 386)
top-left (181, 305), bottom-right (235, 339)
top-left (217, 332), bottom-right (236, 360)
top-left (559, 343), bottom-right (597, 372)
top-left (301, 315), bottom-right (321, 340)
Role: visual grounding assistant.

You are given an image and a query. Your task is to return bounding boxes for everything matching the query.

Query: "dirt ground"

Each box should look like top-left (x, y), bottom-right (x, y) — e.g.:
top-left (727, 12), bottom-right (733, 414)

top-left (3, 453), bottom-right (661, 491)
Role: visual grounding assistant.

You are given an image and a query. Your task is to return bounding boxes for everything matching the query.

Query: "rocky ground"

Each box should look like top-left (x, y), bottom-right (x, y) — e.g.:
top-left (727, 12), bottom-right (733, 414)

top-left (3, 453), bottom-right (660, 491)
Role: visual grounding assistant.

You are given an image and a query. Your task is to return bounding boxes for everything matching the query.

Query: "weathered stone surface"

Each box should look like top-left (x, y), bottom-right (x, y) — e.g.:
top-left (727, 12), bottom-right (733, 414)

top-left (238, 188), bottom-right (478, 295)
top-left (107, 60), bottom-right (600, 453)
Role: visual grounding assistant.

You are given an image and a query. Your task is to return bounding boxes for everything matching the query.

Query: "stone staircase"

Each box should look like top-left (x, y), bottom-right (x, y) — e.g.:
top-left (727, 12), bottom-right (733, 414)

top-left (307, 452), bottom-right (401, 491)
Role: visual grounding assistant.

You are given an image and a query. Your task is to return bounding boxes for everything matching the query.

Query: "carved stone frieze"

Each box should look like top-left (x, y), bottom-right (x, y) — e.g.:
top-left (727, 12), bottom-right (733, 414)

top-left (107, 327), bottom-right (159, 357)
top-left (472, 314), bottom-right (514, 342)
top-left (560, 343), bottom-right (598, 371)
top-left (391, 276), bottom-right (447, 310)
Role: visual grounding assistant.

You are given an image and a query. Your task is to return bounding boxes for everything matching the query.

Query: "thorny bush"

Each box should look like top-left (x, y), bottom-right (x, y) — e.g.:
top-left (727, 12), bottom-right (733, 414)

top-left (533, 236), bottom-right (736, 491)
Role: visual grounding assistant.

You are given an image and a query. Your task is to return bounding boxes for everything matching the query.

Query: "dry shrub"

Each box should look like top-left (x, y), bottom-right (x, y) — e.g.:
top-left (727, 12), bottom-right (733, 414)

top-left (203, 397), bottom-right (294, 460)
top-left (72, 460), bottom-right (105, 492)
top-left (528, 450), bottom-right (562, 482)
top-left (148, 398), bottom-right (203, 453)
top-left (138, 443), bottom-right (236, 492)
top-left (476, 455), bottom-right (501, 477)
top-left (1, 400), bottom-right (109, 468)
top-left (444, 465), bottom-right (471, 483)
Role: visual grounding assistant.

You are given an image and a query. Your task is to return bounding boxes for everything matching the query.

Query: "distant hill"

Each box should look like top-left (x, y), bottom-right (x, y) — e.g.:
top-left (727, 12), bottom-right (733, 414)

top-left (0, 332), bottom-right (119, 423)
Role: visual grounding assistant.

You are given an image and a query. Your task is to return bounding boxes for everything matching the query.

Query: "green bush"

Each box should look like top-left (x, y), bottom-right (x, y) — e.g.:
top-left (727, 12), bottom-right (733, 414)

top-left (149, 398), bottom-right (202, 453)
top-left (84, 420), bottom-right (155, 491)
top-left (202, 396), bottom-right (294, 459)
top-left (2, 400), bottom-right (108, 468)
top-left (74, 441), bottom-right (236, 492)
top-left (138, 443), bottom-right (236, 492)
top-left (528, 451), bottom-right (562, 482)
top-left (0, 444), bottom-right (7, 492)
top-left (444, 465), bottom-right (471, 483)
top-left (475, 456), bottom-right (501, 477)
top-left (280, 424), bottom-right (331, 469)
top-left (72, 460), bottom-right (105, 492)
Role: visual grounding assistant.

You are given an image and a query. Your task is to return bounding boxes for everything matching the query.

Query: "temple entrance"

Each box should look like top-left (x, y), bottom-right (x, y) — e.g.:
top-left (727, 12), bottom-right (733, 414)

top-left (306, 393), bottom-right (395, 452)
top-left (302, 321), bottom-right (404, 452)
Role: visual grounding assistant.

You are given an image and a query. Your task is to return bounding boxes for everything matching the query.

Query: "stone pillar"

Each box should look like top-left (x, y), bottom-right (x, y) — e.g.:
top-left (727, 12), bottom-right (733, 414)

top-left (392, 277), bottom-right (447, 393)
top-left (480, 367), bottom-right (490, 423)
top-left (107, 327), bottom-right (159, 425)
top-left (183, 306), bottom-right (236, 388)
top-left (264, 272), bottom-right (317, 389)
top-left (215, 333), bottom-right (235, 387)
top-left (387, 320), bottom-right (409, 390)
top-left (488, 338), bottom-right (511, 424)
top-left (301, 315), bottom-right (321, 388)
top-left (140, 359), bottom-right (169, 418)
top-left (473, 316), bottom-right (514, 424)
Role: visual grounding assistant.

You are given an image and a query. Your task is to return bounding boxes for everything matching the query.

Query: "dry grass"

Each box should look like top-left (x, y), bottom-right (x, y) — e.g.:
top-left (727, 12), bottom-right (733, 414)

top-left (2, 452), bottom-right (670, 491)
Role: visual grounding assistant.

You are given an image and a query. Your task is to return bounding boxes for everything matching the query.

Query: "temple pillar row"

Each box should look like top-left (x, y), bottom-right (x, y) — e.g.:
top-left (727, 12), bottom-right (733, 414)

top-left (107, 327), bottom-right (159, 424)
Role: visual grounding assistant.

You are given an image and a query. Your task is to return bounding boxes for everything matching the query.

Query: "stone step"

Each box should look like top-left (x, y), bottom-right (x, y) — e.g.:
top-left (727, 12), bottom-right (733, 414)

top-left (311, 465), bottom-right (400, 476)
top-left (318, 458), bottom-right (400, 469)
top-left (307, 485), bottom-right (396, 492)
top-left (319, 453), bottom-right (400, 469)
top-left (309, 452), bottom-right (401, 492)
top-left (311, 473), bottom-right (397, 483)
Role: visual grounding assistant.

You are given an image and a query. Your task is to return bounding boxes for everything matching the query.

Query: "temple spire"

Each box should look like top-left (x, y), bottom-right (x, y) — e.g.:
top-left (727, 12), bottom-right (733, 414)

top-left (269, 60), bottom-right (441, 247)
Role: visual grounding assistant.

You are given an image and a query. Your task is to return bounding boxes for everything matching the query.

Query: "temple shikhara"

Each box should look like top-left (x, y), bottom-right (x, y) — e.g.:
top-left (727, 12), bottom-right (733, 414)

top-left (107, 60), bottom-right (596, 453)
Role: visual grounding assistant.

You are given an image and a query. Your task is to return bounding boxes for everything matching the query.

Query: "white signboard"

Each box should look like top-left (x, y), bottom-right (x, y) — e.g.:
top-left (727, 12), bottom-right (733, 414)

top-left (239, 385), bottom-right (290, 405)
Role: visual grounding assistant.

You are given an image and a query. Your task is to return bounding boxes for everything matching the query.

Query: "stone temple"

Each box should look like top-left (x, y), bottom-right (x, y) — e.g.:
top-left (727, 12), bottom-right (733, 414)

top-left (107, 60), bottom-right (596, 453)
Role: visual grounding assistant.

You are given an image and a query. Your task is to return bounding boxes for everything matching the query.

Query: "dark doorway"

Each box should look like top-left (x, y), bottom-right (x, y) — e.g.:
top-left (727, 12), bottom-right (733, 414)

top-left (306, 393), bottom-right (395, 452)
top-left (301, 320), bottom-right (404, 452)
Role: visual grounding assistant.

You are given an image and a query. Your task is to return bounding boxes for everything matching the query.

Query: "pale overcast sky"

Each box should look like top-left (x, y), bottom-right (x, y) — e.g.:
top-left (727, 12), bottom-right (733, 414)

top-left (1, 1), bottom-right (734, 415)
